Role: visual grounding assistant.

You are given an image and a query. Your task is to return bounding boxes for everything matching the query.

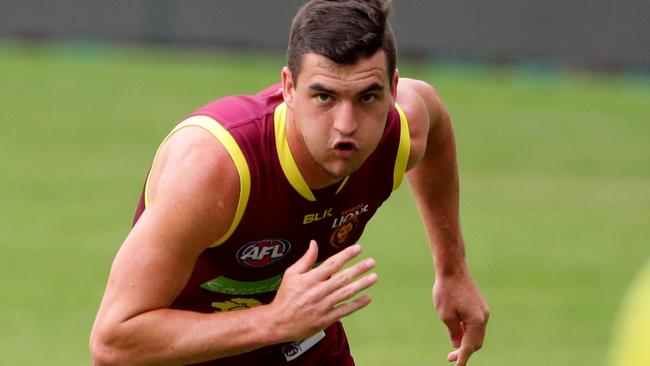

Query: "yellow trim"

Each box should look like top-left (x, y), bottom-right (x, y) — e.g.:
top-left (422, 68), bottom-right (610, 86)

top-left (334, 176), bottom-right (350, 194)
top-left (144, 115), bottom-right (251, 247)
top-left (392, 103), bottom-right (411, 191)
top-left (273, 103), bottom-right (317, 201)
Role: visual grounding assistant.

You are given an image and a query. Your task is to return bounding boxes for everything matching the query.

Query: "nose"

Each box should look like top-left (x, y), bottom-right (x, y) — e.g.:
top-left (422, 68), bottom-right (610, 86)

top-left (333, 101), bottom-right (357, 136)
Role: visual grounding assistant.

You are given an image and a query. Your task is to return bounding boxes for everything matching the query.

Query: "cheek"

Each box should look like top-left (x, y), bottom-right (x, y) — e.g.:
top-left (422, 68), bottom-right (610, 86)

top-left (362, 110), bottom-right (389, 139)
top-left (296, 109), bottom-right (329, 144)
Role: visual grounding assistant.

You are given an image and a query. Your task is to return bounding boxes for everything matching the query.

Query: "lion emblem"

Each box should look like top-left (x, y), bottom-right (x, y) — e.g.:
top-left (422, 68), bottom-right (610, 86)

top-left (330, 215), bottom-right (359, 247)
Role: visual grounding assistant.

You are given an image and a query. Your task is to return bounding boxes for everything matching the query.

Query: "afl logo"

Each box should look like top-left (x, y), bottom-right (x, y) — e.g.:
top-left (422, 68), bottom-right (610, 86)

top-left (237, 239), bottom-right (291, 267)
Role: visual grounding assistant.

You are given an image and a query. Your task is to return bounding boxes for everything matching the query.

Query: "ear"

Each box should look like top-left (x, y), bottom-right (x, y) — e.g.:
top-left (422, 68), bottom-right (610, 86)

top-left (281, 66), bottom-right (295, 108)
top-left (391, 69), bottom-right (399, 101)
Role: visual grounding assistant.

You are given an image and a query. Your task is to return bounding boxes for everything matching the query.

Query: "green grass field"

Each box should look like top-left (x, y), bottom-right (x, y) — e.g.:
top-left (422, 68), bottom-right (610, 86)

top-left (1, 41), bottom-right (648, 365)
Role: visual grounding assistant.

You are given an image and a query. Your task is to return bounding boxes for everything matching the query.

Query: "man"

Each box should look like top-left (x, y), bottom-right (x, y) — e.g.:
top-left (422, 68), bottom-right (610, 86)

top-left (90, 1), bottom-right (489, 365)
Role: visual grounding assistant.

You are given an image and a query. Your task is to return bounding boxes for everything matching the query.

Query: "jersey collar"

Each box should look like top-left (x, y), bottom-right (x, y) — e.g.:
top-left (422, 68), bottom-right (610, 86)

top-left (273, 102), bottom-right (348, 201)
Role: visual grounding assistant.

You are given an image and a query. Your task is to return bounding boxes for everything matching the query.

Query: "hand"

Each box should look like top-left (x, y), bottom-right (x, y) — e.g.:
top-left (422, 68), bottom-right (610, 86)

top-left (269, 240), bottom-right (378, 342)
top-left (433, 269), bottom-right (489, 366)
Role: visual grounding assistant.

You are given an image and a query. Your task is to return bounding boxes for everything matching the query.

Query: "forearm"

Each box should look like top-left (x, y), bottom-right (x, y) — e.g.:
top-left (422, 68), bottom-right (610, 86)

top-left (91, 304), bottom-right (279, 366)
top-left (406, 111), bottom-right (467, 276)
top-left (401, 81), bottom-right (489, 364)
top-left (91, 241), bottom-right (376, 366)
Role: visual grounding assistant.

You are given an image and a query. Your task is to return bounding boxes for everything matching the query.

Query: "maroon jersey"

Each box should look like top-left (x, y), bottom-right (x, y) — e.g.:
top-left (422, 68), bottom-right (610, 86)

top-left (133, 84), bottom-right (411, 365)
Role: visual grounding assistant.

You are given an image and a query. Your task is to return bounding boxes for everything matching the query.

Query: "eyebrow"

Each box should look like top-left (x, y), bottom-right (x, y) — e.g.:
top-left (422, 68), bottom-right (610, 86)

top-left (308, 83), bottom-right (337, 95)
top-left (359, 82), bottom-right (385, 95)
top-left (308, 82), bottom-right (385, 96)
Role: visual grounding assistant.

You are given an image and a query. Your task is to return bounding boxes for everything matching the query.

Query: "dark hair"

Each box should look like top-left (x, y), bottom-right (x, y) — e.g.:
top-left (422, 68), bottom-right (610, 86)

top-left (287, 0), bottom-right (397, 86)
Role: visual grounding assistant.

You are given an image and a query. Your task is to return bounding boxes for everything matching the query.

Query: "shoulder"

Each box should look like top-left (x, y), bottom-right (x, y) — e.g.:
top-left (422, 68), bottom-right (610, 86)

top-left (145, 122), bottom-right (241, 250)
top-left (395, 78), bottom-right (451, 170)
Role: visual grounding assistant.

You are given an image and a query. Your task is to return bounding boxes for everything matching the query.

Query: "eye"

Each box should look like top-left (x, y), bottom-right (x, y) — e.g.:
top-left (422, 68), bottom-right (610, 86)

top-left (316, 94), bottom-right (331, 103)
top-left (359, 93), bottom-right (377, 103)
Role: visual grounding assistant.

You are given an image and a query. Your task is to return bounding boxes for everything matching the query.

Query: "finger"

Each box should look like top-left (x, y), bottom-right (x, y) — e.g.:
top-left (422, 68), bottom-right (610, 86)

top-left (311, 244), bottom-right (362, 279)
top-left (325, 258), bottom-right (376, 292)
top-left (330, 294), bottom-right (373, 320)
top-left (447, 350), bottom-right (459, 362)
top-left (455, 322), bottom-right (485, 366)
top-left (455, 347), bottom-right (470, 366)
top-left (287, 240), bottom-right (319, 274)
top-left (328, 272), bottom-right (378, 305)
top-left (442, 316), bottom-right (464, 349)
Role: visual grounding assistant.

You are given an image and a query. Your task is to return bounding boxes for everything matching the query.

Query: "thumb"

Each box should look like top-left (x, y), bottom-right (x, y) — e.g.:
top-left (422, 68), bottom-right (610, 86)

top-left (288, 240), bottom-right (319, 274)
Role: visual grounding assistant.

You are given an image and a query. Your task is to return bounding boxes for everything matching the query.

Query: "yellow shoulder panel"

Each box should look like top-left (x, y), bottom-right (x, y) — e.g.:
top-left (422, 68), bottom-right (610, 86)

top-left (273, 103), bottom-right (352, 199)
top-left (274, 102), bottom-right (317, 201)
top-left (392, 103), bottom-right (411, 191)
top-left (144, 115), bottom-right (251, 247)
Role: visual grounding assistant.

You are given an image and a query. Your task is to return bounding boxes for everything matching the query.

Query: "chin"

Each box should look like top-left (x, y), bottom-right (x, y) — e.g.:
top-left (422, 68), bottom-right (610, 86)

top-left (326, 162), bottom-right (361, 179)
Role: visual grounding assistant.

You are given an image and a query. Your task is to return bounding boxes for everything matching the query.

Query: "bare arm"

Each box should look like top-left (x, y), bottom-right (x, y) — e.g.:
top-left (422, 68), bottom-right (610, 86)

top-left (397, 78), bottom-right (489, 366)
top-left (89, 126), bottom-right (378, 366)
top-left (90, 127), bottom-right (275, 365)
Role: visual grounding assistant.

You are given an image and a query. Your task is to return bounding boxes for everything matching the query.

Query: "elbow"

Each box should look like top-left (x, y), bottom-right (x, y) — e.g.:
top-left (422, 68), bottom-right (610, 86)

top-left (90, 341), bottom-right (117, 366)
top-left (89, 329), bottom-right (133, 366)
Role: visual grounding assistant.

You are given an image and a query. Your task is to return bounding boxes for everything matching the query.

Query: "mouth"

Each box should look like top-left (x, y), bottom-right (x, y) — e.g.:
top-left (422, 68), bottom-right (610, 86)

top-left (335, 142), bottom-right (356, 151)
top-left (332, 141), bottom-right (359, 158)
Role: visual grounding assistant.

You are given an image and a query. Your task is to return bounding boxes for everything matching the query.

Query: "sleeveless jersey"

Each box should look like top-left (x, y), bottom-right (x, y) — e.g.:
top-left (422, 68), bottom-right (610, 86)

top-left (133, 84), bottom-right (411, 365)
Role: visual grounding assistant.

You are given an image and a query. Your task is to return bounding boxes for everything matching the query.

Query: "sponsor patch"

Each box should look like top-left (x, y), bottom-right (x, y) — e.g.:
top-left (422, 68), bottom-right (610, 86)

top-left (201, 274), bottom-right (282, 295)
top-left (211, 298), bottom-right (262, 312)
top-left (237, 239), bottom-right (291, 267)
top-left (282, 330), bottom-right (326, 361)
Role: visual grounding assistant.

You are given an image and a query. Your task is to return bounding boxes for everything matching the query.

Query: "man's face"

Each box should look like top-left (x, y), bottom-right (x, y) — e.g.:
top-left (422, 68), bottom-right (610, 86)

top-left (282, 51), bottom-right (398, 182)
